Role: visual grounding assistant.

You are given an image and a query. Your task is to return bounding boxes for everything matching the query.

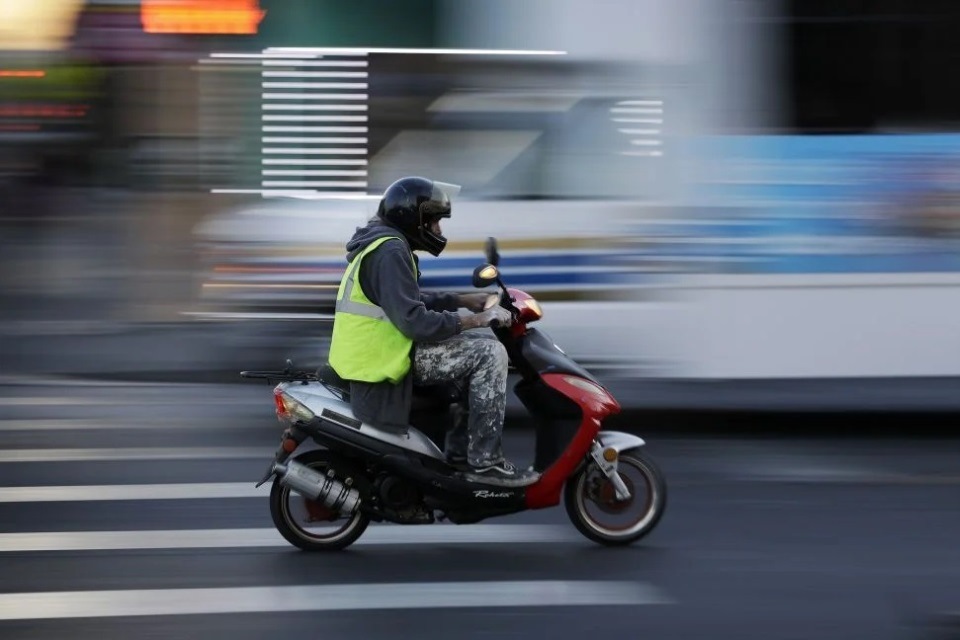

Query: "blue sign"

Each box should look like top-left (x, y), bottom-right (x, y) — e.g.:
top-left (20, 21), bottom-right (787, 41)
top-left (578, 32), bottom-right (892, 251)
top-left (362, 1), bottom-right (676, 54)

top-left (649, 134), bottom-right (960, 274)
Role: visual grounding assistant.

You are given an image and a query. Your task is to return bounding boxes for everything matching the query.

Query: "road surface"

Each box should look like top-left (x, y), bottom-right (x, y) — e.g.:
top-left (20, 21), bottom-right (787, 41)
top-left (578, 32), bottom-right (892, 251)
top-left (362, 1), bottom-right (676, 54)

top-left (0, 378), bottom-right (957, 639)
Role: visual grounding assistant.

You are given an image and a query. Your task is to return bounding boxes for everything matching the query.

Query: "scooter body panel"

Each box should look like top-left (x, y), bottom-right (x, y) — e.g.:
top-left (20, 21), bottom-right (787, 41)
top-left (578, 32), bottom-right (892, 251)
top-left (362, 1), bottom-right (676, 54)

top-left (278, 383), bottom-right (529, 520)
top-left (596, 431), bottom-right (646, 452)
top-left (284, 383), bottom-right (445, 461)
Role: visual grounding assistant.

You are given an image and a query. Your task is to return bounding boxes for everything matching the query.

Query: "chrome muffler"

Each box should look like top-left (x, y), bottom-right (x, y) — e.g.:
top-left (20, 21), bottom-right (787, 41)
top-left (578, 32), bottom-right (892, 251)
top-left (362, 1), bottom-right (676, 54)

top-left (274, 460), bottom-right (362, 514)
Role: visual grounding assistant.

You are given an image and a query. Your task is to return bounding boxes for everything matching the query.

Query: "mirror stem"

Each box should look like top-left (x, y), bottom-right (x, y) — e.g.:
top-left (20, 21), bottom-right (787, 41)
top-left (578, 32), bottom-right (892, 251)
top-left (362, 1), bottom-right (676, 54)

top-left (495, 277), bottom-right (512, 302)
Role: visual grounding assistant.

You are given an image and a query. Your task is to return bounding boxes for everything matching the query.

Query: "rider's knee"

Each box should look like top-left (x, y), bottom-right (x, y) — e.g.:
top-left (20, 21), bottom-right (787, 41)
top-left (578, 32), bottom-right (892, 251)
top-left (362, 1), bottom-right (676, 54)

top-left (480, 339), bottom-right (508, 370)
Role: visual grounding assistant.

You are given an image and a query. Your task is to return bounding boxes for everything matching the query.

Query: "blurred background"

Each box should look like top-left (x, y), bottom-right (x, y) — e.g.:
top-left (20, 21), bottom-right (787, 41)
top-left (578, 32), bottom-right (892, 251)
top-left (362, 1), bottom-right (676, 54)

top-left (0, 0), bottom-right (958, 397)
top-left (0, 2), bottom-right (959, 638)
top-left (1, 0), bottom-right (959, 406)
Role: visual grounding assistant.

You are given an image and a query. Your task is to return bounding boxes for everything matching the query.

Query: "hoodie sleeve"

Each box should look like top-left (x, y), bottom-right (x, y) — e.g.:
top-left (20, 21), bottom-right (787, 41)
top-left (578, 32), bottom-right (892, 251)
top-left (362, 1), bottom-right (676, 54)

top-left (420, 291), bottom-right (460, 312)
top-left (358, 240), bottom-right (461, 342)
top-left (410, 253), bottom-right (459, 311)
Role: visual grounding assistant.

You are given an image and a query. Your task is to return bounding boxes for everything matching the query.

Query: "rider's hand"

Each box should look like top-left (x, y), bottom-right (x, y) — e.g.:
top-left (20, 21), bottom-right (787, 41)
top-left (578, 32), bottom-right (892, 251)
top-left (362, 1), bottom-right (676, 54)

top-left (458, 292), bottom-right (492, 312)
top-left (461, 306), bottom-right (513, 331)
top-left (475, 306), bottom-right (513, 328)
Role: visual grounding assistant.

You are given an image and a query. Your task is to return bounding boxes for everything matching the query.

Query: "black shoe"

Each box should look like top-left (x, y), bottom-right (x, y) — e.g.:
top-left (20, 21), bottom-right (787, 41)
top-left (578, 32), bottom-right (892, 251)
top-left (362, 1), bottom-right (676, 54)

top-left (445, 453), bottom-right (469, 470)
top-left (466, 459), bottom-right (540, 487)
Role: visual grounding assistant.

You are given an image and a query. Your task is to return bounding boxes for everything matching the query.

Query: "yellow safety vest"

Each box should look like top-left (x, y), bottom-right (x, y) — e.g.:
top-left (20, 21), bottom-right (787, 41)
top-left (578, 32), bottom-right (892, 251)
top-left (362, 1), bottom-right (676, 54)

top-left (328, 236), bottom-right (416, 384)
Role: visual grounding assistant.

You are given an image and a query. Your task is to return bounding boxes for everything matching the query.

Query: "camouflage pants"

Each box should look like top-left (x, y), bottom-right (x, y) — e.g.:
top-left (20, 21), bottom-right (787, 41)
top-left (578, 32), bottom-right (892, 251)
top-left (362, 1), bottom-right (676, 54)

top-left (413, 332), bottom-right (508, 467)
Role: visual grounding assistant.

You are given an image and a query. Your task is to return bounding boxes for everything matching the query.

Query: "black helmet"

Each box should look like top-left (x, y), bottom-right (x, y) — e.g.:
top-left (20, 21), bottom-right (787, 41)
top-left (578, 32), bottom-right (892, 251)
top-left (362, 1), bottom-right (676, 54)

top-left (376, 176), bottom-right (460, 256)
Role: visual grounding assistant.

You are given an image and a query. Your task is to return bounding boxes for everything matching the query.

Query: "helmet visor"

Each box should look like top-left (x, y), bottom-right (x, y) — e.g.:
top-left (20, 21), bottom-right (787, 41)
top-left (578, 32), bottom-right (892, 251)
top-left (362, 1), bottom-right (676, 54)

top-left (421, 181), bottom-right (461, 219)
top-left (432, 181), bottom-right (461, 201)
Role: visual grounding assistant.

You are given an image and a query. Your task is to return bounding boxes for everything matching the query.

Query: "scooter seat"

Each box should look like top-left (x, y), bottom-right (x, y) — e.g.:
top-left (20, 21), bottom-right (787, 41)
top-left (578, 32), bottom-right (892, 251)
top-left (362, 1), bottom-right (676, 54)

top-left (316, 364), bottom-right (351, 398)
top-left (317, 364), bottom-right (461, 411)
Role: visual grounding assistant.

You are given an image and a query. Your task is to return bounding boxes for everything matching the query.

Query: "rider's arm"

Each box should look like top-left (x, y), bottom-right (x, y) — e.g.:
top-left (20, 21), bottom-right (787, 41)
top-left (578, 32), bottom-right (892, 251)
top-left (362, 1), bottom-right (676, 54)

top-left (420, 291), bottom-right (460, 312)
top-left (360, 241), bottom-right (462, 342)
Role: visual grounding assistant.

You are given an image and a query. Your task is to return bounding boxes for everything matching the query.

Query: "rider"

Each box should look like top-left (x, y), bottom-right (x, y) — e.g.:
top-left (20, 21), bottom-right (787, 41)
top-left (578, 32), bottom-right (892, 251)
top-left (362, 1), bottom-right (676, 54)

top-left (327, 176), bottom-right (539, 486)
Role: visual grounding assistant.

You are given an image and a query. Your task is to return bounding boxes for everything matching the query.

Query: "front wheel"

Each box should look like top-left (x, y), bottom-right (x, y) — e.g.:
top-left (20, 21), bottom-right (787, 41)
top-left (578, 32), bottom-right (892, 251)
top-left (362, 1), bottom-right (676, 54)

top-left (269, 449), bottom-right (370, 551)
top-left (564, 449), bottom-right (667, 546)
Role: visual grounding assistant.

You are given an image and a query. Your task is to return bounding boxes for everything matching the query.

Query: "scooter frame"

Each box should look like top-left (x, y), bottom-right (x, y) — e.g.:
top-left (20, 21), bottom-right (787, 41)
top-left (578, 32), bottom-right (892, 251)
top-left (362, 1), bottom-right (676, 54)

top-left (248, 309), bottom-right (645, 525)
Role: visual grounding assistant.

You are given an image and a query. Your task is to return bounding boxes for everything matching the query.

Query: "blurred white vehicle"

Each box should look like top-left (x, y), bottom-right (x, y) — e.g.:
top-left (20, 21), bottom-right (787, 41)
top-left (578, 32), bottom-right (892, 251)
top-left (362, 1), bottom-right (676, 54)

top-left (193, 196), bottom-right (647, 313)
top-left (190, 196), bottom-right (659, 370)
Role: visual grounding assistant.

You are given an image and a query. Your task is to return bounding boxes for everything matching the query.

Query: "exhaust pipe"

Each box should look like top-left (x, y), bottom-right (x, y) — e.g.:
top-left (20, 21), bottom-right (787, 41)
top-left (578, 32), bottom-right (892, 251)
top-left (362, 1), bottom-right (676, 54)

top-left (274, 460), bottom-right (362, 514)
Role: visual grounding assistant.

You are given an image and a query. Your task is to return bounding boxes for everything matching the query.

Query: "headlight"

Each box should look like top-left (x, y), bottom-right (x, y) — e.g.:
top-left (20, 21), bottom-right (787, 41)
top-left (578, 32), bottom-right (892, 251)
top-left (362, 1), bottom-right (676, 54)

top-left (563, 376), bottom-right (609, 397)
top-left (524, 298), bottom-right (542, 319)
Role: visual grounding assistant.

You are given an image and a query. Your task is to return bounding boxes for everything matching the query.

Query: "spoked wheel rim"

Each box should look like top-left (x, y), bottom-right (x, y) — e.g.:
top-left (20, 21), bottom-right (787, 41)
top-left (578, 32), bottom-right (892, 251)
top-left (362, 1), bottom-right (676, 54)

top-left (278, 460), bottom-right (365, 544)
top-left (574, 455), bottom-right (660, 538)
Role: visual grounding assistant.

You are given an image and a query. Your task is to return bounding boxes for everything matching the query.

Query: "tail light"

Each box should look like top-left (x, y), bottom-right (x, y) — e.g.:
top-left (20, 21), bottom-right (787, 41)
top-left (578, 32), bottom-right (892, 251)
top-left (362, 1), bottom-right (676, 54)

top-left (273, 387), bottom-right (315, 424)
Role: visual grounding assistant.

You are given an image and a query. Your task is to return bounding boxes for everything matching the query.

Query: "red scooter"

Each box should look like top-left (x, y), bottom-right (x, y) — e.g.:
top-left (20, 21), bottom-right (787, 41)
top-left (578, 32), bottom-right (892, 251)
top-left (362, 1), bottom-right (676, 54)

top-left (243, 238), bottom-right (667, 550)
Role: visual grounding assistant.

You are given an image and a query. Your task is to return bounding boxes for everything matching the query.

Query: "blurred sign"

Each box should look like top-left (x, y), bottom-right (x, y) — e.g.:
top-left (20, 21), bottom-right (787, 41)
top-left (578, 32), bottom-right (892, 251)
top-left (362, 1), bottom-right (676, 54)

top-left (647, 135), bottom-right (960, 274)
top-left (0, 71), bottom-right (46, 78)
top-left (0, 62), bottom-right (101, 141)
top-left (141, 0), bottom-right (265, 34)
top-left (0, 0), bottom-right (85, 51)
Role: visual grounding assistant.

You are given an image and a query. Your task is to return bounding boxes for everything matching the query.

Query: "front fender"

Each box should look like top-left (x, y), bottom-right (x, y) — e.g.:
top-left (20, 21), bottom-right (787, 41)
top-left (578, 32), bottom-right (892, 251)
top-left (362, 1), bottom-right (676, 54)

top-left (596, 431), bottom-right (646, 452)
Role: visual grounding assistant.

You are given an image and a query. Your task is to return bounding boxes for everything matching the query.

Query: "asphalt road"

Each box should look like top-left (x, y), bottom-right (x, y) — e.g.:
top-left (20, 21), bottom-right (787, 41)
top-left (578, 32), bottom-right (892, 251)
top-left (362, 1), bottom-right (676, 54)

top-left (0, 378), bottom-right (958, 640)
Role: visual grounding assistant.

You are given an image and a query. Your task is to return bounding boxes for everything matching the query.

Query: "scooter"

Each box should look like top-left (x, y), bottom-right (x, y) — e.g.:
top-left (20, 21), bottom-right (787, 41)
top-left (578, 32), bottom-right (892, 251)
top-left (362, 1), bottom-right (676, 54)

top-left (242, 238), bottom-right (667, 550)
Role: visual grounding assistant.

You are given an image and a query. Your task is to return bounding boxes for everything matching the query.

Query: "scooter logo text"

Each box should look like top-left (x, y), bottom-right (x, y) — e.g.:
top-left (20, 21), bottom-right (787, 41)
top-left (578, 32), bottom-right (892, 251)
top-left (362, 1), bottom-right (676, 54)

top-left (473, 490), bottom-right (513, 499)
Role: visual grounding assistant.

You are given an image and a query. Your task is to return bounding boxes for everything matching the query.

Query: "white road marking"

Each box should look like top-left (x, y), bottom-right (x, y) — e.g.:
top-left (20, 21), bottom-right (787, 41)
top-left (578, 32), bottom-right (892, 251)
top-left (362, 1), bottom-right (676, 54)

top-left (0, 448), bottom-right (265, 463)
top-left (0, 525), bottom-right (581, 552)
top-left (0, 419), bottom-right (266, 431)
top-left (0, 580), bottom-right (671, 620)
top-left (736, 466), bottom-right (905, 483)
top-left (0, 396), bottom-right (263, 406)
top-left (732, 468), bottom-right (960, 485)
top-left (0, 397), bottom-right (106, 406)
top-left (0, 482), bottom-right (263, 503)
top-left (0, 375), bottom-right (185, 388)
top-left (721, 447), bottom-right (902, 484)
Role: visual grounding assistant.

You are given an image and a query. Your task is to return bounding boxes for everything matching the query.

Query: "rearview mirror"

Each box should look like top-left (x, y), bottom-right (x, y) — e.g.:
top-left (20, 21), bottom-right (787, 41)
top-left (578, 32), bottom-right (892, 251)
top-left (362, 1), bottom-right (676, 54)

top-left (484, 237), bottom-right (500, 267)
top-left (472, 264), bottom-right (499, 288)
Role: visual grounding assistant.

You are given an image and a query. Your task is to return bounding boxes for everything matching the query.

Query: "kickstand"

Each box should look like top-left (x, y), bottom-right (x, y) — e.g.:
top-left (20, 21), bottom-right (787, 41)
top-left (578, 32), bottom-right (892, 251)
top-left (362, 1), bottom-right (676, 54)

top-left (254, 462), bottom-right (276, 489)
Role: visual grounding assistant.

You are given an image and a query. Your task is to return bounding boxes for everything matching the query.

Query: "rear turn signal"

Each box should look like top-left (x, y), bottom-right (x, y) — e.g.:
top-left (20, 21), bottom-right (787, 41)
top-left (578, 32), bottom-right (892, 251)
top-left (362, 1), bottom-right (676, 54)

top-left (273, 389), bottom-right (315, 424)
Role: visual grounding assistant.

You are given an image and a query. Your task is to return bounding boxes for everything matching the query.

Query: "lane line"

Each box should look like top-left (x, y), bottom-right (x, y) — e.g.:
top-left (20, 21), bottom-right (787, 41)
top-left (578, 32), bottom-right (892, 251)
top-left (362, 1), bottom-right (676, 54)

top-left (0, 482), bottom-right (263, 502)
top-left (2, 448), bottom-right (954, 485)
top-left (736, 470), bottom-right (960, 485)
top-left (0, 580), bottom-right (671, 620)
top-left (0, 397), bottom-right (264, 406)
top-left (0, 525), bottom-right (580, 552)
top-left (0, 398), bottom-right (106, 406)
top-left (0, 448), bottom-right (265, 463)
top-left (0, 419), bottom-right (270, 431)
top-left (0, 376), bottom-right (187, 388)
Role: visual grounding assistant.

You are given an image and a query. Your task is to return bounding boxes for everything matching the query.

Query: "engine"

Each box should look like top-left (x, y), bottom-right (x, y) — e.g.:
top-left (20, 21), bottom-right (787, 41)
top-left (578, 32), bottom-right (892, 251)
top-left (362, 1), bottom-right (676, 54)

top-left (375, 475), bottom-right (433, 524)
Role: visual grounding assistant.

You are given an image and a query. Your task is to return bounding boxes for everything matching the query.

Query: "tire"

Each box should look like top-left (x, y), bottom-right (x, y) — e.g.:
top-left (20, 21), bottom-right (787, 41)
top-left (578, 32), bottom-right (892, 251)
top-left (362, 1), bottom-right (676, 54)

top-left (564, 448), bottom-right (667, 546)
top-left (269, 449), bottom-right (370, 551)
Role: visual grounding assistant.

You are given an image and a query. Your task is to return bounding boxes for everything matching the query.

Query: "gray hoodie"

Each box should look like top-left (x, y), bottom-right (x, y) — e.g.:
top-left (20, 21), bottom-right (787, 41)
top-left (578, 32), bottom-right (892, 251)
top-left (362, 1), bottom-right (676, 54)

top-left (340, 220), bottom-right (462, 428)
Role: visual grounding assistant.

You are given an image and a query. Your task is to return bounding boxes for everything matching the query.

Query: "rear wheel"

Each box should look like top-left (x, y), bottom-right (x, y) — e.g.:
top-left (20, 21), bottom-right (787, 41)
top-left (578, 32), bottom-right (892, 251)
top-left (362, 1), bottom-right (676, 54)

top-left (269, 449), bottom-right (370, 551)
top-left (564, 449), bottom-right (667, 546)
